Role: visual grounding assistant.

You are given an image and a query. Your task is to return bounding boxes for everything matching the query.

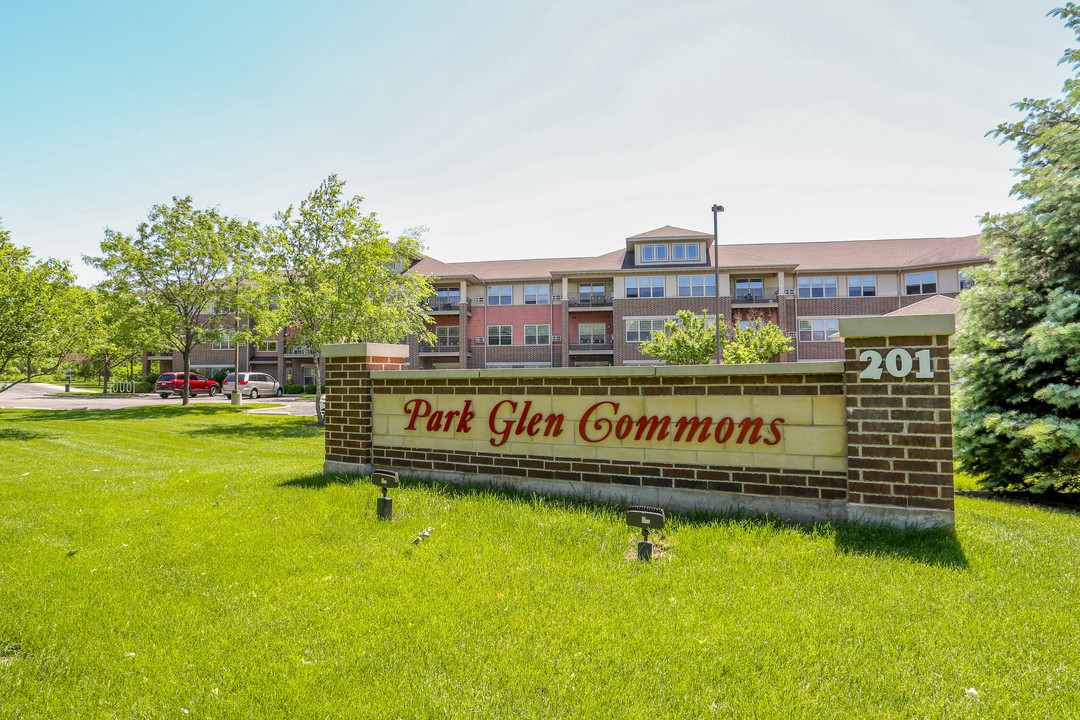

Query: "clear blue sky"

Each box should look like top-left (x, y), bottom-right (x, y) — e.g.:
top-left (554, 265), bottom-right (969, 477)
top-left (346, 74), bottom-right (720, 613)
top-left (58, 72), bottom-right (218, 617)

top-left (0, 0), bottom-right (1073, 284)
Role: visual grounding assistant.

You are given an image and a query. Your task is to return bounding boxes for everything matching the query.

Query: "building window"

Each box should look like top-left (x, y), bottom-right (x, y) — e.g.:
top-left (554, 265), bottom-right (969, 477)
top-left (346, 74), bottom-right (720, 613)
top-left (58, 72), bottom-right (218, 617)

top-left (640, 244), bottom-right (668, 262)
top-left (435, 326), bottom-right (459, 344)
top-left (254, 339), bottom-right (278, 353)
top-left (524, 324), bottom-right (550, 345)
top-left (626, 319), bottom-right (667, 343)
top-left (959, 269), bottom-right (975, 290)
top-left (678, 274), bottom-right (716, 297)
top-left (798, 276), bottom-right (838, 298)
top-left (487, 325), bottom-right (512, 345)
top-left (436, 288), bottom-right (460, 306)
top-left (578, 284), bottom-right (606, 302)
top-left (734, 278), bottom-right (764, 300)
top-left (578, 323), bottom-right (605, 344)
top-left (211, 334), bottom-right (235, 351)
top-left (847, 275), bottom-right (877, 297)
top-left (303, 368), bottom-right (316, 386)
top-left (626, 276), bottom-right (665, 298)
top-left (798, 319), bottom-right (840, 342)
top-left (524, 284), bottom-right (549, 305)
top-left (488, 285), bottom-right (512, 305)
top-left (905, 271), bottom-right (937, 295)
top-left (672, 243), bottom-right (700, 261)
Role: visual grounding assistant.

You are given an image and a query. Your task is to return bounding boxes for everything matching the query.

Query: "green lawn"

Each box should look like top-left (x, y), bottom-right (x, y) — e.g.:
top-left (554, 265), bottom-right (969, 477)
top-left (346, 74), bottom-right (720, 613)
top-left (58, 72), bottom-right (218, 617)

top-left (1, 407), bottom-right (1078, 718)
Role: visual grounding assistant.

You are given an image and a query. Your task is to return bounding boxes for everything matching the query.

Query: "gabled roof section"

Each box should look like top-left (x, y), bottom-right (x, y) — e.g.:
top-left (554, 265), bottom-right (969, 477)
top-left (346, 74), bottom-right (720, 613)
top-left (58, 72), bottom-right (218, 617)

top-left (627, 225), bottom-right (712, 241)
top-left (407, 254), bottom-right (479, 282)
top-left (884, 294), bottom-right (962, 317)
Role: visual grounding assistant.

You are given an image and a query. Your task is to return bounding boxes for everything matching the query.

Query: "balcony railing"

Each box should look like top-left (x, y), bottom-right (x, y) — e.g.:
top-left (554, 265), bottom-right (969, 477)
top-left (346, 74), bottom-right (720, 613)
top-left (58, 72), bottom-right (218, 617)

top-left (569, 337), bottom-right (613, 353)
top-left (568, 294), bottom-right (612, 308)
top-left (285, 345), bottom-right (315, 356)
top-left (418, 339), bottom-right (471, 355)
top-left (731, 290), bottom-right (779, 304)
top-left (147, 349), bottom-right (173, 359)
top-left (424, 298), bottom-right (470, 314)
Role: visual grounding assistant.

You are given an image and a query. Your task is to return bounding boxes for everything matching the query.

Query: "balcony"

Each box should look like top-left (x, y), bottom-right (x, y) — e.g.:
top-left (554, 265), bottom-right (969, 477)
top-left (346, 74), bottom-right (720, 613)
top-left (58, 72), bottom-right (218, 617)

top-left (285, 345), bottom-right (315, 357)
top-left (731, 290), bottom-right (779, 307)
top-left (568, 294), bottom-right (613, 309)
top-left (146, 349), bottom-right (173, 359)
top-left (418, 339), bottom-right (471, 356)
top-left (569, 338), bottom-right (614, 354)
top-left (424, 298), bottom-right (471, 316)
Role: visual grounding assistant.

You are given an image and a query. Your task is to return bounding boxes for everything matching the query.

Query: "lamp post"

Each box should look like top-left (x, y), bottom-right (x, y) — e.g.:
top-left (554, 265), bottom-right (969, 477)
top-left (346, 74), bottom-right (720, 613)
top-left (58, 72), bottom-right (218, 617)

top-left (712, 204), bottom-right (725, 363)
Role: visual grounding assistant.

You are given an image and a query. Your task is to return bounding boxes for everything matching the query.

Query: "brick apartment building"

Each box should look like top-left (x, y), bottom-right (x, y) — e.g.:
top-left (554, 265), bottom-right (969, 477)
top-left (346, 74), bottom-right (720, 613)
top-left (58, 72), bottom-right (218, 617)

top-left (144, 226), bottom-right (988, 378)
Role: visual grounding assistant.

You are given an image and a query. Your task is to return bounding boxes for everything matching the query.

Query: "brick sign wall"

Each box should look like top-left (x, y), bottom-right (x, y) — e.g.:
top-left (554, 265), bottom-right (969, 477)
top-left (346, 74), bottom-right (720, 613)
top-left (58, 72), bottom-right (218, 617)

top-left (323, 314), bottom-right (956, 528)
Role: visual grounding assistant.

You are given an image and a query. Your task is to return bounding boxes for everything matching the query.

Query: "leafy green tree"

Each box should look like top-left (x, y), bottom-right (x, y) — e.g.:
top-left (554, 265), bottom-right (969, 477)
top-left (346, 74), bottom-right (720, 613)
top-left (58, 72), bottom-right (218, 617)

top-left (0, 218), bottom-right (93, 393)
top-left (85, 285), bottom-right (163, 392)
top-left (86, 197), bottom-right (260, 406)
top-left (954, 3), bottom-right (1080, 492)
top-left (639, 309), bottom-right (718, 365)
top-left (263, 174), bottom-right (436, 425)
top-left (723, 318), bottom-right (793, 364)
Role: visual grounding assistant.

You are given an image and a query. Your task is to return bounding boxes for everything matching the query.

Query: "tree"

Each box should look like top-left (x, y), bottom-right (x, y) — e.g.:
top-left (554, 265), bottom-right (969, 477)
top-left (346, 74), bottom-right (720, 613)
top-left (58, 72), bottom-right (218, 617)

top-left (953, 3), bottom-right (1080, 492)
top-left (0, 218), bottom-right (93, 393)
top-left (639, 310), bottom-right (792, 365)
top-left (263, 174), bottom-right (436, 425)
top-left (85, 285), bottom-right (163, 392)
top-left (723, 318), bottom-right (793, 364)
top-left (639, 309), bottom-right (717, 365)
top-left (86, 198), bottom-right (260, 406)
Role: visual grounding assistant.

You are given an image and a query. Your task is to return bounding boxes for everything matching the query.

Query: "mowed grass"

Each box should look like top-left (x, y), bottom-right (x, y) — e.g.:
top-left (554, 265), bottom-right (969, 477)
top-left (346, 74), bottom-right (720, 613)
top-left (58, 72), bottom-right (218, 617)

top-left (1, 407), bottom-right (1079, 719)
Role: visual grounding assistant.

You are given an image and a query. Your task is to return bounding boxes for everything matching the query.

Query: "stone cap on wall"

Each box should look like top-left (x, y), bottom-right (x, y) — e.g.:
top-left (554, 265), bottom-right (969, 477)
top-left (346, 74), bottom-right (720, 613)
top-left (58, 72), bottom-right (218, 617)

top-left (838, 313), bottom-right (955, 339)
top-left (321, 342), bottom-right (410, 359)
top-left (370, 360), bottom-right (844, 380)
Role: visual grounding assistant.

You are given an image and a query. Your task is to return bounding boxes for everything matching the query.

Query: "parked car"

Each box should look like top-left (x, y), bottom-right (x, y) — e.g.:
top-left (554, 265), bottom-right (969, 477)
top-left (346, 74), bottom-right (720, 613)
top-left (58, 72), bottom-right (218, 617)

top-left (222, 372), bottom-right (283, 399)
top-left (156, 372), bottom-right (220, 398)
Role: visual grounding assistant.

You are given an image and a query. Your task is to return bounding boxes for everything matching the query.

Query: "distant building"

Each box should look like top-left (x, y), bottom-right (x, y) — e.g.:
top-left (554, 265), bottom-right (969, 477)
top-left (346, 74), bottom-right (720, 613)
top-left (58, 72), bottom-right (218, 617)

top-left (144, 226), bottom-right (988, 378)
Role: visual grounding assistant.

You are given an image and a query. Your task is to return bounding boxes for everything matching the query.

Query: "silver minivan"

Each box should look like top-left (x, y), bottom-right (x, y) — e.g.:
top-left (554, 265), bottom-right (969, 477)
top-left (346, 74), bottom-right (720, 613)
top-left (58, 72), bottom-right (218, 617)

top-left (222, 372), bottom-right (283, 399)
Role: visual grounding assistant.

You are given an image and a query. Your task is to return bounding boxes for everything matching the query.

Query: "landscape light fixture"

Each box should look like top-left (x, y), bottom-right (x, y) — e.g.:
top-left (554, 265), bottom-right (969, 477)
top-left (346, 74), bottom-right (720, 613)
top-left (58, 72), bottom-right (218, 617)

top-left (712, 204), bottom-right (725, 363)
top-left (626, 505), bottom-right (666, 561)
top-left (372, 469), bottom-right (400, 520)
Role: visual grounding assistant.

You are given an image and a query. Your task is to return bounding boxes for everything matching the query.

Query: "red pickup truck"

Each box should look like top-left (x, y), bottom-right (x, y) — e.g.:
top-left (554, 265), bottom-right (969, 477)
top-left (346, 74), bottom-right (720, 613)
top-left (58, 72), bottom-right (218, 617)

top-left (155, 372), bottom-right (220, 399)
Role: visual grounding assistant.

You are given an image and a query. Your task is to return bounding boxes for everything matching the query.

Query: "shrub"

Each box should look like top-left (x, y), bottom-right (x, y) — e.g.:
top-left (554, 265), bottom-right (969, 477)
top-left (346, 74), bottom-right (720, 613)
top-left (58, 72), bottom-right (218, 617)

top-left (213, 368), bottom-right (231, 384)
top-left (285, 384), bottom-right (304, 394)
top-left (304, 384), bottom-right (317, 394)
top-left (144, 372), bottom-right (159, 386)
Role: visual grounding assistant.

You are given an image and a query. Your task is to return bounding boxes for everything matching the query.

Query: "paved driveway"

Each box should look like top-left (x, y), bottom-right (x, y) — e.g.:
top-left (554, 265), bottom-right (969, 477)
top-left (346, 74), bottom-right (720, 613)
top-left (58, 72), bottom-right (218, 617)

top-left (0, 383), bottom-right (317, 416)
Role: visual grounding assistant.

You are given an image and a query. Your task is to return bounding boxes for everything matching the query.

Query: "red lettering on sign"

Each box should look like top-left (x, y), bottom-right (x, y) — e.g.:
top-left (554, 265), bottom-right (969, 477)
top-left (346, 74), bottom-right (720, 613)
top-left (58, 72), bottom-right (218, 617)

top-left (764, 418), bottom-right (785, 446)
top-left (457, 400), bottom-right (474, 433)
top-left (579, 401), bottom-right (618, 443)
top-left (736, 417), bottom-right (764, 444)
top-left (403, 398), bottom-right (431, 430)
top-left (674, 416), bottom-right (713, 443)
top-left (543, 413), bottom-right (565, 437)
top-left (713, 417), bottom-right (734, 443)
top-left (489, 399), bottom-right (517, 447)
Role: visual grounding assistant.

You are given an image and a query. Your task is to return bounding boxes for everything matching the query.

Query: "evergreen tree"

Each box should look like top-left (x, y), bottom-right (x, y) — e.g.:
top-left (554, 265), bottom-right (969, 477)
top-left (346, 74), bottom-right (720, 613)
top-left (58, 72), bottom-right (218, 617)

top-left (953, 3), bottom-right (1080, 491)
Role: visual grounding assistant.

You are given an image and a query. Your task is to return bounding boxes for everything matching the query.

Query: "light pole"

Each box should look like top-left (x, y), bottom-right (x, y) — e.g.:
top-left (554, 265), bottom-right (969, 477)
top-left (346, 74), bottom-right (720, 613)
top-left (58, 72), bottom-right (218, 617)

top-left (712, 204), bottom-right (725, 363)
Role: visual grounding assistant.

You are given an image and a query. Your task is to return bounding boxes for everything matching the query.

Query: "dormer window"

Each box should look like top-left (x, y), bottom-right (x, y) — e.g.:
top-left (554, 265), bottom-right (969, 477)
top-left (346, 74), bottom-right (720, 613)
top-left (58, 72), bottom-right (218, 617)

top-left (640, 244), bottom-right (668, 262)
top-left (672, 243), bottom-right (699, 261)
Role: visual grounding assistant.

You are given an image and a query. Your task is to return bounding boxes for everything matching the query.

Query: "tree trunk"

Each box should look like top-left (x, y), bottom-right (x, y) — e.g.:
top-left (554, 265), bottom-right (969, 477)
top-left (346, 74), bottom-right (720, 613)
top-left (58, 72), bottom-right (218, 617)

top-left (181, 346), bottom-right (192, 407)
top-left (102, 352), bottom-right (111, 393)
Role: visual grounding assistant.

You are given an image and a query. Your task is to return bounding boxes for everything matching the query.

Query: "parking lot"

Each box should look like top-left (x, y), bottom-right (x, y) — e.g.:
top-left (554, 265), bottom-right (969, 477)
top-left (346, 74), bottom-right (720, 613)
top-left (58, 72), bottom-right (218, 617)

top-left (0, 383), bottom-right (317, 416)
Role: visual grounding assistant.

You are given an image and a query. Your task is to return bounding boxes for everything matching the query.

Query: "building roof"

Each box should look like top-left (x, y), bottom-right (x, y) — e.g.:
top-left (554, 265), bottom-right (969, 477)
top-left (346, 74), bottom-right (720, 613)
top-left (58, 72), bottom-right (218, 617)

top-left (713, 234), bottom-right (987, 272)
top-left (884, 294), bottom-right (963, 317)
top-left (407, 232), bottom-right (990, 284)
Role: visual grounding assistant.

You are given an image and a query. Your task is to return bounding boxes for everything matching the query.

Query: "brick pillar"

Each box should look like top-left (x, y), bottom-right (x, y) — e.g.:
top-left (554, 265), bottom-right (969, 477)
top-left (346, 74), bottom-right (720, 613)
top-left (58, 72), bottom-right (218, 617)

top-left (839, 314), bottom-right (955, 528)
top-left (322, 343), bottom-right (409, 475)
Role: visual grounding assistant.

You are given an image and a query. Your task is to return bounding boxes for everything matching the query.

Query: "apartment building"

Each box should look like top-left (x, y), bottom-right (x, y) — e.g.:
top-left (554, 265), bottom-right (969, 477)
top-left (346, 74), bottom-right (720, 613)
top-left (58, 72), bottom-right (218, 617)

top-left (405, 226), bottom-right (987, 369)
top-left (144, 226), bottom-right (988, 377)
